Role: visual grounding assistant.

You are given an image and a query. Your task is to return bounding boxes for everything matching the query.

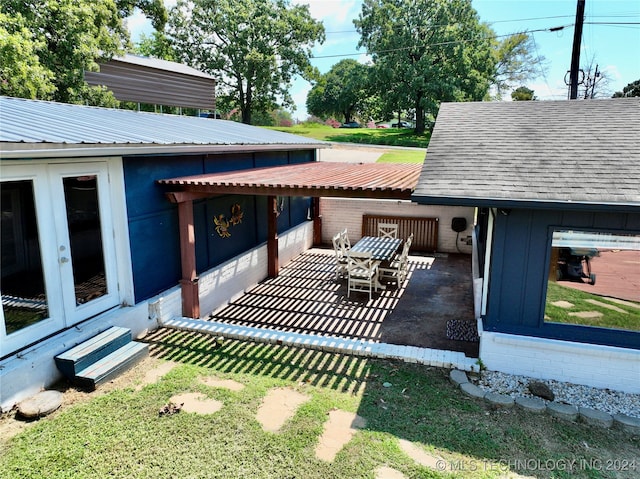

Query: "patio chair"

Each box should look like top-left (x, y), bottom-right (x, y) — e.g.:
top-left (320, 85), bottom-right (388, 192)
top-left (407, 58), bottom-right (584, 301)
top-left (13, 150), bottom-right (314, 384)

top-left (377, 222), bottom-right (398, 239)
top-left (347, 251), bottom-right (380, 300)
top-left (332, 232), bottom-right (349, 280)
top-left (340, 228), bottom-right (351, 250)
top-left (405, 232), bottom-right (414, 251)
top-left (379, 240), bottom-right (410, 288)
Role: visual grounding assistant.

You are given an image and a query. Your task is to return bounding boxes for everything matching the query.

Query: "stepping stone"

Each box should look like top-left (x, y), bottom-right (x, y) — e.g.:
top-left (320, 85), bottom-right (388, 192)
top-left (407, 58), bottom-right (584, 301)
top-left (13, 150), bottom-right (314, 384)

top-left (460, 382), bottom-right (485, 399)
top-left (484, 392), bottom-right (514, 408)
top-left (613, 414), bottom-right (640, 434)
top-left (585, 299), bottom-right (628, 313)
top-left (547, 402), bottom-right (578, 421)
top-left (256, 388), bottom-right (309, 432)
top-left (398, 439), bottom-right (442, 469)
top-left (200, 376), bottom-right (245, 391)
top-left (515, 396), bottom-right (546, 414)
top-left (169, 392), bottom-right (223, 415)
top-left (602, 297), bottom-right (640, 309)
top-left (579, 407), bottom-right (613, 428)
top-left (17, 390), bottom-right (62, 418)
top-left (449, 369), bottom-right (468, 386)
top-left (315, 410), bottom-right (366, 461)
top-left (568, 311), bottom-right (602, 319)
top-left (375, 466), bottom-right (407, 479)
top-left (551, 300), bottom-right (574, 309)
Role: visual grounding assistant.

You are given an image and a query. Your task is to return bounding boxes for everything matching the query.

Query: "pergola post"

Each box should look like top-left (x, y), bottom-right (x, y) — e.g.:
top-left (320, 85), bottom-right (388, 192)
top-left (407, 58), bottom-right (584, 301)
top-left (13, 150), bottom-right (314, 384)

top-left (267, 195), bottom-right (279, 277)
top-left (177, 199), bottom-right (200, 318)
top-left (312, 197), bottom-right (322, 246)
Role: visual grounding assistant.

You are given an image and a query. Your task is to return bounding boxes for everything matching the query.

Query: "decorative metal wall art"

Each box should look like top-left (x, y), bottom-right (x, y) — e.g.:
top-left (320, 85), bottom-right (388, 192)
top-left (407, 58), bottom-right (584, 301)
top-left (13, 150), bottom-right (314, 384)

top-left (213, 203), bottom-right (244, 238)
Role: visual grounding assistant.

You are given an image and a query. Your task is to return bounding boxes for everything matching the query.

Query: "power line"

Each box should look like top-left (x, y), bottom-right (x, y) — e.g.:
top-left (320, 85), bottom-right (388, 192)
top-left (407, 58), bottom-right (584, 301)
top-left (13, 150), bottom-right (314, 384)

top-left (310, 25), bottom-right (573, 60)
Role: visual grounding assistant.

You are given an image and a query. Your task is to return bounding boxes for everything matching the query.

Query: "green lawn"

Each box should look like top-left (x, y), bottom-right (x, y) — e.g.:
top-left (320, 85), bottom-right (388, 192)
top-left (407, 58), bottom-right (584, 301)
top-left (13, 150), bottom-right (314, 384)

top-left (545, 282), bottom-right (640, 331)
top-left (265, 124), bottom-right (427, 164)
top-left (266, 124), bottom-right (431, 149)
top-left (1, 332), bottom-right (637, 479)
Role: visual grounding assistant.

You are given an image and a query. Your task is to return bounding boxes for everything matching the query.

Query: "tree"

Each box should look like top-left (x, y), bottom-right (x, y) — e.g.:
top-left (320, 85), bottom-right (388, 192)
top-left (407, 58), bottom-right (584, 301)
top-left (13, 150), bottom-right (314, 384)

top-left (0, 0), bottom-right (167, 104)
top-left (136, 31), bottom-right (177, 61)
top-left (355, 0), bottom-right (495, 134)
top-left (306, 59), bottom-right (370, 123)
top-left (577, 56), bottom-right (611, 99)
top-left (613, 79), bottom-right (640, 98)
top-left (491, 32), bottom-right (545, 99)
top-left (167, 0), bottom-right (324, 124)
top-left (0, 12), bottom-right (55, 99)
top-left (511, 86), bottom-right (536, 101)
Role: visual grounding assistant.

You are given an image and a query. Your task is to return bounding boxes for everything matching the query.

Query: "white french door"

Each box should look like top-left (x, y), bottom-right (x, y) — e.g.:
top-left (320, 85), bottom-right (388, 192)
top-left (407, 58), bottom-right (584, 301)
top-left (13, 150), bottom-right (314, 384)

top-left (1, 162), bottom-right (119, 356)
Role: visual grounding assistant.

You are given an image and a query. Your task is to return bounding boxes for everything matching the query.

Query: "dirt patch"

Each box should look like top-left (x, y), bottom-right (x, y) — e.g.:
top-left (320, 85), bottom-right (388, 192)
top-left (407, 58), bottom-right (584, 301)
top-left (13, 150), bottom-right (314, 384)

top-left (1, 356), bottom-right (161, 447)
top-left (375, 466), bottom-right (407, 478)
top-left (315, 409), bottom-right (366, 461)
top-left (169, 392), bottom-right (223, 415)
top-left (256, 387), bottom-right (309, 432)
top-left (200, 376), bottom-right (245, 391)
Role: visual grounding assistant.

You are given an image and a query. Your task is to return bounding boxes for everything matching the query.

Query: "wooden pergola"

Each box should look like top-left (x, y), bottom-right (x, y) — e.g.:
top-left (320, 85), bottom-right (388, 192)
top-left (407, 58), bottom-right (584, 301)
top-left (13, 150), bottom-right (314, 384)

top-left (157, 162), bottom-right (422, 319)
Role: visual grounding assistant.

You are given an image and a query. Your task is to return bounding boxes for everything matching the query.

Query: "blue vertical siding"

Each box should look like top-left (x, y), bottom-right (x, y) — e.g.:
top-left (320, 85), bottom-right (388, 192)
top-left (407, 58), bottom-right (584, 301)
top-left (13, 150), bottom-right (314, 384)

top-left (123, 150), bottom-right (315, 302)
top-left (485, 208), bottom-right (640, 349)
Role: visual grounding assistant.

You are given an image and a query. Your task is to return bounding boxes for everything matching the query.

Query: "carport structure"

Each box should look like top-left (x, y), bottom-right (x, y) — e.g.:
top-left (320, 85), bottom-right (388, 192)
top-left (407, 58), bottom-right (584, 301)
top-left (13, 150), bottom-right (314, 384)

top-left (158, 162), bottom-right (422, 319)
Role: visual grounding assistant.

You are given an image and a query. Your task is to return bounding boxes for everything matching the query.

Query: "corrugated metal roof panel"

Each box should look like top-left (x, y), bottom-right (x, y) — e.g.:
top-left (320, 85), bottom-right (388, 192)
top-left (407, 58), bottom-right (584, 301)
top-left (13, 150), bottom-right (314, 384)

top-left (0, 96), bottom-right (323, 147)
top-left (85, 54), bottom-right (216, 109)
top-left (158, 162), bottom-right (422, 199)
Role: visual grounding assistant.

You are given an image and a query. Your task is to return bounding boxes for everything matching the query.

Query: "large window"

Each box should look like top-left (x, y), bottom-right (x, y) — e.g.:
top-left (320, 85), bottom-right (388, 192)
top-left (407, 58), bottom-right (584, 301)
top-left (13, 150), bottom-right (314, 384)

top-left (545, 229), bottom-right (640, 332)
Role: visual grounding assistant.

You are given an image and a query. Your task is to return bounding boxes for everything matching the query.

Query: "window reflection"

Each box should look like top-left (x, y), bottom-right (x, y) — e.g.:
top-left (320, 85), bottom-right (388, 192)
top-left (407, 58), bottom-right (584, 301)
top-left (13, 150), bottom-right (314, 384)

top-left (545, 230), bottom-right (640, 332)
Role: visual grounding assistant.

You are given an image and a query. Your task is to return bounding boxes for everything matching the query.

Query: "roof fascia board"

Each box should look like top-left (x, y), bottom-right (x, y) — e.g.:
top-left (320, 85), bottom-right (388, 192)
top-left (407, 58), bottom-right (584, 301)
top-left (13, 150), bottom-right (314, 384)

top-left (411, 195), bottom-right (640, 213)
top-left (0, 143), bottom-right (327, 160)
top-left (167, 185), bottom-right (412, 200)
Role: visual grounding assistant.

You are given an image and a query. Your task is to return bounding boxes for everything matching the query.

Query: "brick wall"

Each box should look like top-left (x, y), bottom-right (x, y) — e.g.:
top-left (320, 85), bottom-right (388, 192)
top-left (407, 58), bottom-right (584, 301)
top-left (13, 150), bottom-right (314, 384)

top-left (319, 198), bottom-right (475, 254)
top-left (480, 331), bottom-right (640, 394)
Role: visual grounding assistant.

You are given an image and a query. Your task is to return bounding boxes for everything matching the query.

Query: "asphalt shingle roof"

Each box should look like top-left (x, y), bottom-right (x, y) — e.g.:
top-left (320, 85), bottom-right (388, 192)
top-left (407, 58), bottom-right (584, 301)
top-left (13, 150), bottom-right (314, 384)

top-left (412, 98), bottom-right (640, 208)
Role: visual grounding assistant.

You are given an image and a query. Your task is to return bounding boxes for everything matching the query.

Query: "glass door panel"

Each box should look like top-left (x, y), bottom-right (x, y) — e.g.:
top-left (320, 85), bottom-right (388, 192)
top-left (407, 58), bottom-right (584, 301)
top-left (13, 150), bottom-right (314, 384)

top-left (1, 181), bottom-right (50, 334)
top-left (62, 175), bottom-right (108, 305)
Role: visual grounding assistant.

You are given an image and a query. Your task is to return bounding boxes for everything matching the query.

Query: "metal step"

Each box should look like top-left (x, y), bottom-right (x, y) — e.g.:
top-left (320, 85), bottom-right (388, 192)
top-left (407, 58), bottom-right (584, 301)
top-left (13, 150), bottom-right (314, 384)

top-left (55, 326), bottom-right (132, 379)
top-left (74, 341), bottom-right (149, 390)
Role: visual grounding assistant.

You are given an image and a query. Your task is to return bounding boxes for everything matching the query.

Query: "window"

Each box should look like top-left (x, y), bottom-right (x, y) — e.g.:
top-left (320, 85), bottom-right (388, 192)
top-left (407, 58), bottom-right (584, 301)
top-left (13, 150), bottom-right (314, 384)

top-left (545, 229), bottom-right (640, 332)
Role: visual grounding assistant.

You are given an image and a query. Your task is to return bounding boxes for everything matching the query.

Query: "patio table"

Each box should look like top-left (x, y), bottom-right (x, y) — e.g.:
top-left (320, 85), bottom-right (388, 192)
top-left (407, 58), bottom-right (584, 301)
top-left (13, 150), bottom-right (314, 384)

top-left (351, 236), bottom-right (402, 262)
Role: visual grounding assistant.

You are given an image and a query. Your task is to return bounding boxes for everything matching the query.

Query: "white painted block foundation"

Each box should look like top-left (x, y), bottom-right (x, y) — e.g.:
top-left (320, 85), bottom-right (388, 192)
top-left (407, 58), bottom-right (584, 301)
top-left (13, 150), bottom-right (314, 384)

top-left (480, 331), bottom-right (640, 393)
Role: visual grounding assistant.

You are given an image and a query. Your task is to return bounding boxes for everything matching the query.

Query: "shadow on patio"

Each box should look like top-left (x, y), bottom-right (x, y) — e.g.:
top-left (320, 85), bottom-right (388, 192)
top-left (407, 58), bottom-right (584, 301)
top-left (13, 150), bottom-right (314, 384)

top-left (202, 248), bottom-right (479, 358)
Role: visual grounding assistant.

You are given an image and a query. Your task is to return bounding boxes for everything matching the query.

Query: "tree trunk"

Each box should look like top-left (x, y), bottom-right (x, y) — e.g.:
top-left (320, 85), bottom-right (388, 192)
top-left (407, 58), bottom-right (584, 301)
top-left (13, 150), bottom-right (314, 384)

top-left (415, 96), bottom-right (425, 134)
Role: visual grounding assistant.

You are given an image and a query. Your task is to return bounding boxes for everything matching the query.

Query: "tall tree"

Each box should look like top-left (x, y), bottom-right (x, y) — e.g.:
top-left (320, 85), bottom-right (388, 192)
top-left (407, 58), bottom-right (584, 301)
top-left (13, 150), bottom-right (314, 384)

top-left (511, 86), bottom-right (536, 101)
top-left (613, 79), bottom-right (640, 98)
top-left (0, 0), bottom-right (167, 104)
top-left (306, 59), bottom-right (370, 123)
top-left (491, 32), bottom-right (545, 99)
top-left (355, 0), bottom-right (495, 134)
top-left (167, 0), bottom-right (324, 124)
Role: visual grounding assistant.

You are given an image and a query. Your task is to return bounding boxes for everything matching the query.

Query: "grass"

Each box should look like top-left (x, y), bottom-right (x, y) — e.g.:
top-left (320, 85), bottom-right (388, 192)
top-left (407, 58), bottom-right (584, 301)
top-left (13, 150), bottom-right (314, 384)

top-left (266, 124), bottom-right (431, 149)
top-left (545, 281), bottom-right (640, 331)
top-left (1, 331), bottom-right (638, 479)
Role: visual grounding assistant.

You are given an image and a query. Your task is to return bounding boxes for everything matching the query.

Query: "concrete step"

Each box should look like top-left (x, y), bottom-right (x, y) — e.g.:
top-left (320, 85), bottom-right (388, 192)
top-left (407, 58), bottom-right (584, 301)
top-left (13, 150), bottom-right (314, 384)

top-left (75, 341), bottom-right (149, 390)
top-left (55, 326), bottom-right (132, 379)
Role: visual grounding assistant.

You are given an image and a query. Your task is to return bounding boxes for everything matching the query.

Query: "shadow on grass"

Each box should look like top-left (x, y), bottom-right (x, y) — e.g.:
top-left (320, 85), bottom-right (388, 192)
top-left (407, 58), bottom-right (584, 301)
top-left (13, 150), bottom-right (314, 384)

top-left (143, 329), bottom-right (640, 479)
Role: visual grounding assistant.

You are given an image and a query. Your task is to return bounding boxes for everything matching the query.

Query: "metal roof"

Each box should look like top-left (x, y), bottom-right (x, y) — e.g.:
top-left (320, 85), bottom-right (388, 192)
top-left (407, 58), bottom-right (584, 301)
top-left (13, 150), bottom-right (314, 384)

top-left (412, 98), bottom-right (640, 210)
top-left (158, 162), bottom-right (423, 199)
top-left (85, 54), bottom-right (216, 110)
top-left (0, 96), bottom-right (324, 155)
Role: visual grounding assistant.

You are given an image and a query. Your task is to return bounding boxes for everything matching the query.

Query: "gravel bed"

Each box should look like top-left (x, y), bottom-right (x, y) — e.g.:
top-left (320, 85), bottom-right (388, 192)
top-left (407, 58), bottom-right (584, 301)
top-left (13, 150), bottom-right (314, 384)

top-left (473, 371), bottom-right (640, 419)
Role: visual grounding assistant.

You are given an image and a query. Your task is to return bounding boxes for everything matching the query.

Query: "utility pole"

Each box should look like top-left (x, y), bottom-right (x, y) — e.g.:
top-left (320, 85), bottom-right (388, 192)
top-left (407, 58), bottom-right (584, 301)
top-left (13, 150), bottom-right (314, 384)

top-left (569, 0), bottom-right (586, 99)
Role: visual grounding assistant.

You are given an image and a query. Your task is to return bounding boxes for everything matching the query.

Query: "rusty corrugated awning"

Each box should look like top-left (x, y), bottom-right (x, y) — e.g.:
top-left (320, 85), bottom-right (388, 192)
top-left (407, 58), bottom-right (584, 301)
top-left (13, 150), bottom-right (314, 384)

top-left (158, 162), bottom-right (422, 200)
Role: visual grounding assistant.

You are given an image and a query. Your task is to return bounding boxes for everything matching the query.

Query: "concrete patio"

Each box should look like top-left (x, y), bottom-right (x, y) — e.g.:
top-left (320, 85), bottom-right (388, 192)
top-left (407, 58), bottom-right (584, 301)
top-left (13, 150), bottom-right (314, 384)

top-left (159, 248), bottom-right (479, 370)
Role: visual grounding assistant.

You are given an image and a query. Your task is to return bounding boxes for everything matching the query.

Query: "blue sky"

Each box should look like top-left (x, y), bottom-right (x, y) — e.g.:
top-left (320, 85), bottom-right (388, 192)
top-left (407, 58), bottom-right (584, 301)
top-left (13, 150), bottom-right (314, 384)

top-left (127, 0), bottom-right (640, 120)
